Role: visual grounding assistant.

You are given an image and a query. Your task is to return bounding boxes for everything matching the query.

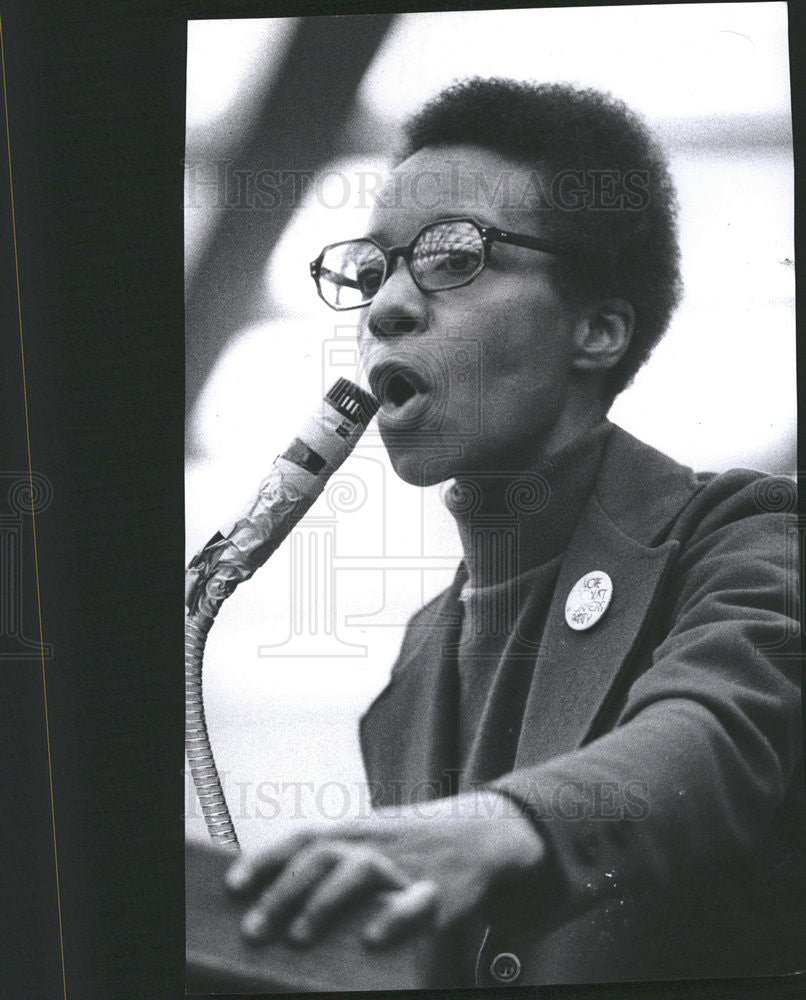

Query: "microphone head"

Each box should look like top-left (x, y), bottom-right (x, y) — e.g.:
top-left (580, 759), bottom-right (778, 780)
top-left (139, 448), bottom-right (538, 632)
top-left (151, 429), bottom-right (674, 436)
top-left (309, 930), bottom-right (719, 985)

top-left (325, 378), bottom-right (379, 428)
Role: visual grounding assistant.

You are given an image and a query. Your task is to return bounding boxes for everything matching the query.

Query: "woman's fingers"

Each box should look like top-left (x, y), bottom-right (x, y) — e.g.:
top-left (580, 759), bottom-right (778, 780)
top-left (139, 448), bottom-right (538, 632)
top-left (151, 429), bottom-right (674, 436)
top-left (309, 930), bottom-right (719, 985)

top-left (233, 839), bottom-right (413, 944)
top-left (225, 829), bottom-right (314, 896)
top-left (285, 851), bottom-right (409, 944)
top-left (225, 814), bottom-right (407, 900)
top-left (238, 842), bottom-right (339, 941)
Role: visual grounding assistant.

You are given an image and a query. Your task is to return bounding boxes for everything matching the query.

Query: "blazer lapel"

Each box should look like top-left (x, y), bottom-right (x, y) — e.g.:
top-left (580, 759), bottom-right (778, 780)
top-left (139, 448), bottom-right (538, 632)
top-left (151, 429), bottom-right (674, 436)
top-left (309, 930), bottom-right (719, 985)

top-left (359, 576), bottom-right (464, 805)
top-left (514, 425), bottom-right (701, 767)
top-left (513, 496), bottom-right (679, 767)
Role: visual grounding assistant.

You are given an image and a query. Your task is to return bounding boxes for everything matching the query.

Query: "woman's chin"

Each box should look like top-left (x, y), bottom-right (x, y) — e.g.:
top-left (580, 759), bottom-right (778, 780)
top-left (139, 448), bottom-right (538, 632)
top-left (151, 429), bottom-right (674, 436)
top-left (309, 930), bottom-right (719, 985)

top-left (385, 446), bottom-right (456, 488)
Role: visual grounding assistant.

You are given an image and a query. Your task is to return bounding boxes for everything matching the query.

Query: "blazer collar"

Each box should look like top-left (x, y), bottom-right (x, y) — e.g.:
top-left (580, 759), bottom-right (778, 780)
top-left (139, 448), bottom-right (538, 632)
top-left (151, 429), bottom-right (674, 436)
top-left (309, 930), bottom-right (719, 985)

top-left (593, 422), bottom-right (701, 545)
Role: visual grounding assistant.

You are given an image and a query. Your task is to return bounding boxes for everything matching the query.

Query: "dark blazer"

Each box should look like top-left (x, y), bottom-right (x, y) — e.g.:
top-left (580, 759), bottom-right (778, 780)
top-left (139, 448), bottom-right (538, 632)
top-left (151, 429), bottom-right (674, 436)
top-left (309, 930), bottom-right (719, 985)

top-left (360, 425), bottom-right (806, 986)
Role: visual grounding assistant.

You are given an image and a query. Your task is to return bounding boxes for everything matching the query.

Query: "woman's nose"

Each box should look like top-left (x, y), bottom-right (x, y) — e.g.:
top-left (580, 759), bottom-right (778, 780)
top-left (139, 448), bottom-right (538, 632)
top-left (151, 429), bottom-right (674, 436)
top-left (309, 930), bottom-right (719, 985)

top-left (366, 257), bottom-right (427, 338)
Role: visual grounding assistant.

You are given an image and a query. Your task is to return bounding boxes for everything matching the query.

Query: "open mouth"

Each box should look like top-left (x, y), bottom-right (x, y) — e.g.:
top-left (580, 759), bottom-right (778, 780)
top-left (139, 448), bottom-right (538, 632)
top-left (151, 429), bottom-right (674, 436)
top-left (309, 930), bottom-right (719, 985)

top-left (368, 360), bottom-right (431, 415)
top-left (385, 372), bottom-right (418, 408)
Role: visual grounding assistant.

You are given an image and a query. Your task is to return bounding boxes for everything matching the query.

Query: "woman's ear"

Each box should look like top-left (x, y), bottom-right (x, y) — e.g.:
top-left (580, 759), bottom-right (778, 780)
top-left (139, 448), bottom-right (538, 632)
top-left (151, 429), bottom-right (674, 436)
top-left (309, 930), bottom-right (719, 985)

top-left (571, 299), bottom-right (635, 371)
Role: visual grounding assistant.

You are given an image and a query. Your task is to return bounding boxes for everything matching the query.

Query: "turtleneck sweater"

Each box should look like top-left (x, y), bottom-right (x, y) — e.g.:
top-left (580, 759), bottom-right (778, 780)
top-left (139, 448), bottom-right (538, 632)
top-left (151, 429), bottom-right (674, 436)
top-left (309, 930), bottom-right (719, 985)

top-left (442, 421), bottom-right (613, 783)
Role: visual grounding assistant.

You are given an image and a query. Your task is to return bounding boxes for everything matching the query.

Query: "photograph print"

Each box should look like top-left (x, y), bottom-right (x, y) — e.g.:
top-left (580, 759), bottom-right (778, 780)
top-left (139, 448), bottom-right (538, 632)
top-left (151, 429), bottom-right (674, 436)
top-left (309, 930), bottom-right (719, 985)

top-left (183, 3), bottom-right (803, 991)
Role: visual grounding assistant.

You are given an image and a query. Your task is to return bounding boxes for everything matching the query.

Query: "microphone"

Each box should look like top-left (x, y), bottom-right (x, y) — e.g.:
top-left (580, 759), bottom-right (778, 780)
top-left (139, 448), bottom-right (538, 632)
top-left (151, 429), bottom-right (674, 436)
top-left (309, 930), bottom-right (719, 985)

top-left (186, 378), bottom-right (379, 621)
top-left (185, 378), bottom-right (379, 849)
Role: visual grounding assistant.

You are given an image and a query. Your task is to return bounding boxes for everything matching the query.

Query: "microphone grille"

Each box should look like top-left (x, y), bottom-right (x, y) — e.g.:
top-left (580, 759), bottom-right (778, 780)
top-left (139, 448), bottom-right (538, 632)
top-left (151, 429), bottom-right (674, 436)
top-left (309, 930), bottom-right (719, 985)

top-left (325, 378), bottom-right (380, 426)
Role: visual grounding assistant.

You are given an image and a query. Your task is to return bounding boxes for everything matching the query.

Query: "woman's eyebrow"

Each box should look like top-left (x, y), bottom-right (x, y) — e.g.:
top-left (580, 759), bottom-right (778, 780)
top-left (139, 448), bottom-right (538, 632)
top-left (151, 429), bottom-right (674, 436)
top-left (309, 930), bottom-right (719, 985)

top-left (364, 216), bottom-right (473, 241)
top-left (359, 216), bottom-right (401, 241)
top-left (471, 216), bottom-right (499, 231)
top-left (362, 228), bottom-right (389, 243)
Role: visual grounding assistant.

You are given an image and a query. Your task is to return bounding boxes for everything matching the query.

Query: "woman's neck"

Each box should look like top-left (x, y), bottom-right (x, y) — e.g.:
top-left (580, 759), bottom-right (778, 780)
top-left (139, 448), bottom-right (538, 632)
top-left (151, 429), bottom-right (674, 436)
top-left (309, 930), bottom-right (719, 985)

top-left (444, 421), bottom-right (612, 587)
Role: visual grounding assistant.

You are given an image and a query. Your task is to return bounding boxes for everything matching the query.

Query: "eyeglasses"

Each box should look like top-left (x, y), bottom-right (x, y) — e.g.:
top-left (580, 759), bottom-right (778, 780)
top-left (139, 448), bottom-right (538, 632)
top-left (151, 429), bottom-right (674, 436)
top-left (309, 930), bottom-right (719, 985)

top-left (309, 217), bottom-right (574, 311)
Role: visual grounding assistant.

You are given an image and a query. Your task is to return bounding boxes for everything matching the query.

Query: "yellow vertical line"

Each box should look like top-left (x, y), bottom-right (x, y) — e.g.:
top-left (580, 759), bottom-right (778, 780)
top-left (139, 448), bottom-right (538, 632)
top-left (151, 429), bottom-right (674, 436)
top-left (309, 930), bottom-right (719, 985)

top-left (0, 12), bottom-right (67, 1000)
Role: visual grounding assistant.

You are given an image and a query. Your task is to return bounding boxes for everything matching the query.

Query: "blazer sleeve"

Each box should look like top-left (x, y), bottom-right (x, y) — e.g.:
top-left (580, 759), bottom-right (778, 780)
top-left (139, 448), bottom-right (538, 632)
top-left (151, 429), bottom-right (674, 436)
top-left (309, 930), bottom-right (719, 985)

top-left (488, 472), bottom-right (802, 921)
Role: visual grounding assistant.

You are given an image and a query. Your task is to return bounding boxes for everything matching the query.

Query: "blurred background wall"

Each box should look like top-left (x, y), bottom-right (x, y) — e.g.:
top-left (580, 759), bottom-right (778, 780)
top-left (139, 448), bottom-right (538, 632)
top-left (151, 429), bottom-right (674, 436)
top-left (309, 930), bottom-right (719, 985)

top-left (184, 4), bottom-right (795, 846)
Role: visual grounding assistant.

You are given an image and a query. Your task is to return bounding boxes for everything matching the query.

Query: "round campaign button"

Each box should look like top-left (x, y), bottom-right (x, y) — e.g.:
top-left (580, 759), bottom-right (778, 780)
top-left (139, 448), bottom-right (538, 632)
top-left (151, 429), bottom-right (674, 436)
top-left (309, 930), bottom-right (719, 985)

top-left (565, 570), bottom-right (613, 631)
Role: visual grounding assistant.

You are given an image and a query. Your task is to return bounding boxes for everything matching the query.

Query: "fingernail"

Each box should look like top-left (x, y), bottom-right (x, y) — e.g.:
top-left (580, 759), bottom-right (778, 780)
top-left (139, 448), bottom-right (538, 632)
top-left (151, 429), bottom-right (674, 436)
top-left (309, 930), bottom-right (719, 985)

top-left (288, 917), bottom-right (312, 944)
top-left (241, 910), bottom-right (267, 940)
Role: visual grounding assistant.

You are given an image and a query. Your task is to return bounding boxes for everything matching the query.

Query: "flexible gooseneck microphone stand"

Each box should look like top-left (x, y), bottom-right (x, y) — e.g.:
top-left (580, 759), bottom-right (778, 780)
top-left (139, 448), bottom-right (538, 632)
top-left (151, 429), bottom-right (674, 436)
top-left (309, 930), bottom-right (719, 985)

top-left (184, 379), bottom-right (379, 850)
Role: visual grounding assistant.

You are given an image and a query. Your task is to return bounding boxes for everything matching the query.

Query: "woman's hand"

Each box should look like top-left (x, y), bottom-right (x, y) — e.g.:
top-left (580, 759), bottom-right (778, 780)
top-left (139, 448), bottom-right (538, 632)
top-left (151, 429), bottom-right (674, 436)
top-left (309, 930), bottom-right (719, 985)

top-left (225, 789), bottom-right (546, 948)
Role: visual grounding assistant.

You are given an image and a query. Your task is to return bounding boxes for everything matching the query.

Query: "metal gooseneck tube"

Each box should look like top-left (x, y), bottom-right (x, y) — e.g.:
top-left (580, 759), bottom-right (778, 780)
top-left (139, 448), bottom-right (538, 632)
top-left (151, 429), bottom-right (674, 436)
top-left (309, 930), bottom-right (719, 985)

top-left (184, 379), bottom-right (379, 851)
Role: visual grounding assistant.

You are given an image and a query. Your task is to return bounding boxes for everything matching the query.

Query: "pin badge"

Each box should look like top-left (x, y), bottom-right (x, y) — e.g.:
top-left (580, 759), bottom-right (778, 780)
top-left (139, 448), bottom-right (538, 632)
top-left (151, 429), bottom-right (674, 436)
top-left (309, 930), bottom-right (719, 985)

top-left (565, 571), bottom-right (613, 631)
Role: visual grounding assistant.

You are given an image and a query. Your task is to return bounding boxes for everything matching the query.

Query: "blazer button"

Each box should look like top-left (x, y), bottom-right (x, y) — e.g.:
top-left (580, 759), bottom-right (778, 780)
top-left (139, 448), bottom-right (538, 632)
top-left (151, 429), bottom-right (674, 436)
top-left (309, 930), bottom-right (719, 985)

top-left (490, 952), bottom-right (522, 984)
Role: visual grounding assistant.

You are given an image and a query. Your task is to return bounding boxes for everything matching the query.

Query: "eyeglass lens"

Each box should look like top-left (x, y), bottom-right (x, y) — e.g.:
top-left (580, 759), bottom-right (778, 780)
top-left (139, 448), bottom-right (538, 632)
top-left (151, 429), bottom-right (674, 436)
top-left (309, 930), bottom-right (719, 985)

top-left (317, 220), bottom-right (485, 308)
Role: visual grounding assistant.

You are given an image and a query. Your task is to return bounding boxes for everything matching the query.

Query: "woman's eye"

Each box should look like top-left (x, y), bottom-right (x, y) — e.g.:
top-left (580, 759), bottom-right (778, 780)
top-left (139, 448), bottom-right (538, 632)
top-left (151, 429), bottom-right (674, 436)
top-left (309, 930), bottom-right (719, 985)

top-left (443, 248), bottom-right (480, 273)
top-left (357, 267), bottom-right (384, 294)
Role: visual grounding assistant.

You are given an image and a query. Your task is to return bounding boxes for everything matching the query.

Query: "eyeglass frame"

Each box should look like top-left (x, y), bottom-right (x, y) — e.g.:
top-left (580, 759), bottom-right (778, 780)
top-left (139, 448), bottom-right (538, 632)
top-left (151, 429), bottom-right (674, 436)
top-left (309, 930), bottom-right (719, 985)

top-left (308, 216), bottom-right (576, 311)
